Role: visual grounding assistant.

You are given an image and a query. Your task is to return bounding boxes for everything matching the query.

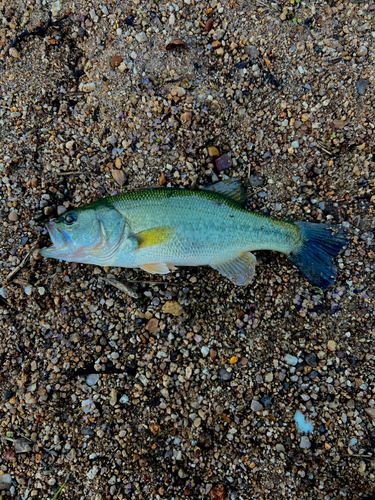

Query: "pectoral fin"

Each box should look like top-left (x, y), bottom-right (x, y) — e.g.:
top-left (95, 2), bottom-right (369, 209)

top-left (133, 227), bottom-right (174, 249)
top-left (139, 263), bottom-right (170, 274)
top-left (211, 251), bottom-right (257, 286)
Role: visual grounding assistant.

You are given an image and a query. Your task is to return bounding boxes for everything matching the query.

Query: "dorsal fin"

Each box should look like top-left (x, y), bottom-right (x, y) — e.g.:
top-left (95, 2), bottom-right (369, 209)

top-left (202, 178), bottom-right (246, 206)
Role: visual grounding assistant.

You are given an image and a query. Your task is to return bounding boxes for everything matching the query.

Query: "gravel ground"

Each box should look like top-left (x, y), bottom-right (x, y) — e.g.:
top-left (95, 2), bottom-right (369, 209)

top-left (1, 0), bottom-right (375, 498)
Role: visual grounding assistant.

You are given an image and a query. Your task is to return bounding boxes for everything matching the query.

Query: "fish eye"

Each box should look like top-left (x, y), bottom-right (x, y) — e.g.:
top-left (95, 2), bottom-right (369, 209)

top-left (65, 213), bottom-right (77, 225)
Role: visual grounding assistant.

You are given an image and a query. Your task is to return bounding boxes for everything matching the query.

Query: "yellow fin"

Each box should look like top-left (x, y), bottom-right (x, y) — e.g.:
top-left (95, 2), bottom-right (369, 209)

top-left (134, 227), bottom-right (173, 249)
top-left (139, 263), bottom-right (170, 274)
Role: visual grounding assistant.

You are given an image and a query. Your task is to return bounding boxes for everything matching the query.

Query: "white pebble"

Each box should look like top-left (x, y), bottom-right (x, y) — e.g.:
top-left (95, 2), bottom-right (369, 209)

top-left (201, 346), bottom-right (210, 357)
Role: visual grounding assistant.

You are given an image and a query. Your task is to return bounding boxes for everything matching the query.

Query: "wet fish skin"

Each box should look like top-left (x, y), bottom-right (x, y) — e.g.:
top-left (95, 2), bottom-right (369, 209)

top-left (40, 180), bottom-right (349, 289)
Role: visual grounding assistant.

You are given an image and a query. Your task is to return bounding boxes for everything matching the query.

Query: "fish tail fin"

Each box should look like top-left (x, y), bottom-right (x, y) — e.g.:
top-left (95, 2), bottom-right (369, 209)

top-left (288, 222), bottom-right (351, 289)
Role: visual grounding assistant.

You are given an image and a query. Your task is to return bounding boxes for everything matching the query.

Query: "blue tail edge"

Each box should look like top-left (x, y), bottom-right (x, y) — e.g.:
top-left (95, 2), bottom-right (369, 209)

top-left (289, 222), bottom-right (351, 289)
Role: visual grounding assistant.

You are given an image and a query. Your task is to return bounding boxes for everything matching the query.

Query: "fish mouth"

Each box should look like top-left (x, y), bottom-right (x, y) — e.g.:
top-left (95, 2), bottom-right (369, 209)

top-left (40, 221), bottom-right (69, 257)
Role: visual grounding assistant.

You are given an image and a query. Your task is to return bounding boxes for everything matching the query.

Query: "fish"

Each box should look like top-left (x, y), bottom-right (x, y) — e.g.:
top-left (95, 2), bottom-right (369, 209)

top-left (40, 179), bottom-right (350, 289)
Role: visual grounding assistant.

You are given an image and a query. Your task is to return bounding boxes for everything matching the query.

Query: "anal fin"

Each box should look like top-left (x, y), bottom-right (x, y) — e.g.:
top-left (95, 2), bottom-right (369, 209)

top-left (139, 263), bottom-right (170, 275)
top-left (211, 251), bottom-right (256, 286)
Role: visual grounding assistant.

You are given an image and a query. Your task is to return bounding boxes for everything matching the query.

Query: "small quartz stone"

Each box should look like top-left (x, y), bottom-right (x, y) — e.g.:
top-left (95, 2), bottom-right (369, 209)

top-left (201, 346), bottom-right (210, 357)
top-left (327, 340), bottom-right (337, 352)
top-left (251, 400), bottom-right (263, 412)
top-left (284, 354), bottom-right (298, 366)
top-left (86, 374), bottom-right (99, 386)
top-left (135, 32), bottom-right (147, 43)
top-left (357, 46), bottom-right (368, 57)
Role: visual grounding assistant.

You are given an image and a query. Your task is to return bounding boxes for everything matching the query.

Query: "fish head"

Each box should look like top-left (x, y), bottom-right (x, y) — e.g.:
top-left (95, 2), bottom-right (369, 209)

top-left (40, 204), bottom-right (128, 266)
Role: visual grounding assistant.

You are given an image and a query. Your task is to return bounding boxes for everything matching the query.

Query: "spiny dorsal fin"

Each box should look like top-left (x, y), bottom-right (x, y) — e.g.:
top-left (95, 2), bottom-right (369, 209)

top-left (139, 263), bottom-right (170, 274)
top-left (133, 227), bottom-right (174, 249)
top-left (210, 251), bottom-right (256, 286)
top-left (202, 178), bottom-right (246, 206)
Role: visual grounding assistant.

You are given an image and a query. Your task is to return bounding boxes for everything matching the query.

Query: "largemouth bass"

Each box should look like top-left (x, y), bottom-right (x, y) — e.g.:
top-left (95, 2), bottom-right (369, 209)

top-left (40, 179), bottom-right (349, 289)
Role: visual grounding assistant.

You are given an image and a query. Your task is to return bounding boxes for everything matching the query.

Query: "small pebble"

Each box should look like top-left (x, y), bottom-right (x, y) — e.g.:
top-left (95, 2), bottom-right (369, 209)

top-left (300, 436), bottom-right (311, 449)
top-left (251, 400), bottom-right (263, 412)
top-left (265, 372), bottom-right (273, 383)
top-left (8, 212), bottom-right (19, 222)
top-left (305, 353), bottom-right (317, 368)
top-left (208, 146), bottom-right (219, 157)
top-left (9, 47), bottom-right (20, 59)
top-left (215, 154), bottom-right (232, 172)
top-left (218, 369), bottom-right (232, 381)
top-left (356, 79), bottom-right (369, 95)
top-left (201, 346), bottom-right (210, 357)
top-left (86, 374), bottom-right (99, 386)
top-left (356, 46), bottom-right (368, 57)
top-left (327, 340), bottom-right (337, 352)
top-left (111, 55), bottom-right (123, 68)
top-left (284, 354), bottom-right (298, 366)
top-left (135, 32), bottom-right (147, 43)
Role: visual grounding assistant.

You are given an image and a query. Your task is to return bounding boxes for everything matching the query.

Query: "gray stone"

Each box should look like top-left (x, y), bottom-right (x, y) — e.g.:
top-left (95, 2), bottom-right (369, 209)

top-left (249, 174), bottom-right (265, 187)
top-left (284, 354), bottom-right (298, 366)
top-left (86, 374), bottom-right (99, 386)
top-left (300, 436), bottom-right (311, 449)
top-left (356, 79), bottom-right (369, 95)
top-left (251, 399), bottom-right (263, 412)
top-left (219, 368), bottom-right (232, 381)
top-left (135, 32), bottom-right (147, 43)
top-left (0, 474), bottom-right (12, 491)
top-left (245, 45), bottom-right (259, 60)
top-left (305, 353), bottom-right (318, 368)
top-left (365, 407), bottom-right (375, 420)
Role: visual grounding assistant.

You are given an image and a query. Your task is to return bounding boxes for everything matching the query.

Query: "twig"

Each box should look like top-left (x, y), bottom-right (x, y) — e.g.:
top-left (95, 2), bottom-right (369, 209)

top-left (250, 187), bottom-right (266, 196)
top-left (100, 274), bottom-right (138, 299)
top-left (344, 453), bottom-right (373, 459)
top-left (55, 171), bottom-right (90, 176)
top-left (123, 3), bottom-right (146, 14)
top-left (3, 245), bottom-right (36, 283)
top-left (253, 0), bottom-right (274, 9)
top-left (316, 140), bottom-right (334, 156)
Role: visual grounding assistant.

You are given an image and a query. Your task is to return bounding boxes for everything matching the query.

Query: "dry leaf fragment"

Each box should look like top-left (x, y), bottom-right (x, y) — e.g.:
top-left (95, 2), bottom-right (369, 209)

top-left (159, 172), bottom-right (167, 185)
top-left (180, 112), bottom-right (192, 127)
top-left (162, 301), bottom-right (184, 316)
top-left (211, 484), bottom-right (226, 500)
top-left (166, 38), bottom-right (189, 51)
